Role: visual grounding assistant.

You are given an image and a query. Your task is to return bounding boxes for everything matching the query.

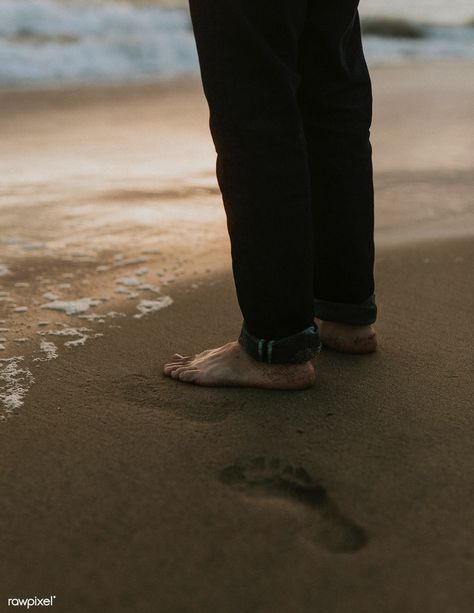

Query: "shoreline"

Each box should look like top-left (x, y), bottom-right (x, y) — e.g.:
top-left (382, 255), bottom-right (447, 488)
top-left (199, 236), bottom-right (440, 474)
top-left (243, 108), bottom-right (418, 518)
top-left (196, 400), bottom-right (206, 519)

top-left (0, 57), bottom-right (472, 95)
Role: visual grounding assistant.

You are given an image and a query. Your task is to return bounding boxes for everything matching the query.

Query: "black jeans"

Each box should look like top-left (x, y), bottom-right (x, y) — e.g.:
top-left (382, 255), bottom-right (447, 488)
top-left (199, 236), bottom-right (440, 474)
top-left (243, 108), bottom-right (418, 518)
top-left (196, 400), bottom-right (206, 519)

top-left (189, 0), bottom-right (377, 364)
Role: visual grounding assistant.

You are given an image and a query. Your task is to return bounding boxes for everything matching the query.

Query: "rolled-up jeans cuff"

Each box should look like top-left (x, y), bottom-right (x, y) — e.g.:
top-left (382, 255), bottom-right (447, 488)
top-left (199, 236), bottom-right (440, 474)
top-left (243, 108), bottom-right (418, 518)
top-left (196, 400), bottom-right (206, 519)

top-left (238, 321), bottom-right (321, 364)
top-left (313, 294), bottom-right (377, 325)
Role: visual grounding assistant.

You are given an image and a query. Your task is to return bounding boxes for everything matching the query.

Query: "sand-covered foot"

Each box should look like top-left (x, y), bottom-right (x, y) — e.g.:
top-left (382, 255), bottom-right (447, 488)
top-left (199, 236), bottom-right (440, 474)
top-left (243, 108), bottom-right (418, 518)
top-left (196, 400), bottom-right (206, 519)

top-left (315, 318), bottom-right (378, 354)
top-left (163, 341), bottom-right (315, 390)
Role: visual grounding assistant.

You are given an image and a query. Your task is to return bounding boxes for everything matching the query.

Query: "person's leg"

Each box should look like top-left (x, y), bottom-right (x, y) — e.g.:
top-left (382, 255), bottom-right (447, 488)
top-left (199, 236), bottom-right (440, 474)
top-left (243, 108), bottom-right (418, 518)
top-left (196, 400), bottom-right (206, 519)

top-left (164, 0), bottom-right (320, 388)
top-left (298, 3), bottom-right (377, 353)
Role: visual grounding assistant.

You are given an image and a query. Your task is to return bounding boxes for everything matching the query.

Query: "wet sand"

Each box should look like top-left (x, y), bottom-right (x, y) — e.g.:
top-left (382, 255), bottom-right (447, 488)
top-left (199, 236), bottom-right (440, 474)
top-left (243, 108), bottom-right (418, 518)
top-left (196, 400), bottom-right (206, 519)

top-left (1, 61), bottom-right (473, 612)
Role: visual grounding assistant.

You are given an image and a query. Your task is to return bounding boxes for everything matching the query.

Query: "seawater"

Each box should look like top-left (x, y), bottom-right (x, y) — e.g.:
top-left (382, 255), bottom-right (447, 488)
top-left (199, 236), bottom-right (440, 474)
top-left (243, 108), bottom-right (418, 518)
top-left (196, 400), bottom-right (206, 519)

top-left (0, 0), bottom-right (473, 86)
top-left (0, 0), bottom-right (197, 85)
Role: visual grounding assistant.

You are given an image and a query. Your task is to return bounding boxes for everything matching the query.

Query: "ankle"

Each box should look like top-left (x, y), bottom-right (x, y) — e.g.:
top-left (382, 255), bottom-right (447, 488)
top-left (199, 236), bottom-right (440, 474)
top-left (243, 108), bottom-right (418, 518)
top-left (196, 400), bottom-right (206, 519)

top-left (316, 318), bottom-right (375, 330)
top-left (314, 319), bottom-right (378, 354)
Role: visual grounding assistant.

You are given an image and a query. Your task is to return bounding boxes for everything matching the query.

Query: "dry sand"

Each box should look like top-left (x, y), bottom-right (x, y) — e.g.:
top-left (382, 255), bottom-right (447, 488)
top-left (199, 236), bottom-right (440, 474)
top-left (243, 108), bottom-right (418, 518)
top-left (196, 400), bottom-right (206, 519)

top-left (1, 61), bottom-right (473, 612)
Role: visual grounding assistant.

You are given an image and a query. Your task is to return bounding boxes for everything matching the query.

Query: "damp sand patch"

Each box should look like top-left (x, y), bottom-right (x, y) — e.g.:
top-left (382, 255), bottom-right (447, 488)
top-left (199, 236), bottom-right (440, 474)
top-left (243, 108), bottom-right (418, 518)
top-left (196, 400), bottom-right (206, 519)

top-left (0, 270), bottom-right (176, 416)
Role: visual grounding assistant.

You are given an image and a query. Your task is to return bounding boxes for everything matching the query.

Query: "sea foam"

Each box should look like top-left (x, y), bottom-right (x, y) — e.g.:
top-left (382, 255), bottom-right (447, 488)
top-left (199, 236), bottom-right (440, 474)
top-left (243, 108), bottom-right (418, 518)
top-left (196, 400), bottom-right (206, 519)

top-left (0, 356), bottom-right (34, 418)
top-left (134, 296), bottom-right (173, 319)
top-left (40, 298), bottom-right (105, 315)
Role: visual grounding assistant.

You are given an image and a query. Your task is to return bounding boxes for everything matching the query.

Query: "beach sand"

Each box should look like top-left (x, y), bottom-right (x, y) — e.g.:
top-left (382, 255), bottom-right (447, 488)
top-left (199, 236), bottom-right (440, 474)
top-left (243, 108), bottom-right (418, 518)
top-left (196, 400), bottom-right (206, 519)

top-left (1, 61), bottom-right (473, 612)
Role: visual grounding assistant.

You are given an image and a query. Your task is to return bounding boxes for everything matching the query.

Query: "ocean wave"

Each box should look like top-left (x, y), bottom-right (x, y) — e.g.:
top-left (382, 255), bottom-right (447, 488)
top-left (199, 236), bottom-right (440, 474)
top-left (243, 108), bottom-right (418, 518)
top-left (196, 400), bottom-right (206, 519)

top-left (0, 0), bottom-right (473, 87)
top-left (361, 18), bottom-right (426, 39)
top-left (0, 0), bottom-right (198, 85)
top-left (361, 18), bottom-right (474, 62)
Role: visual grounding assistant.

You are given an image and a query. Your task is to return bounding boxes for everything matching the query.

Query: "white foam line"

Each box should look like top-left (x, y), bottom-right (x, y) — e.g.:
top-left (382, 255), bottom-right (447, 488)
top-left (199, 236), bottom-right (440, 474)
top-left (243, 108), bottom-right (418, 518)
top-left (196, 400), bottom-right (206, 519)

top-left (116, 276), bottom-right (141, 287)
top-left (37, 326), bottom-right (106, 349)
top-left (64, 336), bottom-right (87, 348)
top-left (64, 332), bottom-right (104, 348)
top-left (138, 284), bottom-right (161, 294)
top-left (39, 327), bottom-right (92, 337)
top-left (134, 296), bottom-right (173, 319)
top-left (78, 313), bottom-right (106, 322)
top-left (106, 312), bottom-right (126, 318)
top-left (0, 356), bottom-right (35, 418)
top-left (43, 292), bottom-right (59, 300)
top-left (40, 298), bottom-right (105, 315)
top-left (134, 267), bottom-right (149, 276)
top-left (33, 340), bottom-right (59, 362)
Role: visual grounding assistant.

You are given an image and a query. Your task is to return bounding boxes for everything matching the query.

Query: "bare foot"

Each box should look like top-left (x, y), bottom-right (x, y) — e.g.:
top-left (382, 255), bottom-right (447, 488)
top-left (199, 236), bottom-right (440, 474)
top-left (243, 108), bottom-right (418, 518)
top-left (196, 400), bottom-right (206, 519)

top-left (163, 341), bottom-right (315, 390)
top-left (315, 318), bottom-right (378, 354)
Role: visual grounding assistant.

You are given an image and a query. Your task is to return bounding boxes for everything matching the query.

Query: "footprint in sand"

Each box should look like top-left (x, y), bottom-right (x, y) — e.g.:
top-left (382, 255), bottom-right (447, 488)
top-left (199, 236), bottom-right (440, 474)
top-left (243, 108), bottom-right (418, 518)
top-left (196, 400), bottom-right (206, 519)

top-left (115, 373), bottom-right (232, 422)
top-left (219, 457), bottom-right (368, 554)
top-left (116, 373), bottom-right (160, 408)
